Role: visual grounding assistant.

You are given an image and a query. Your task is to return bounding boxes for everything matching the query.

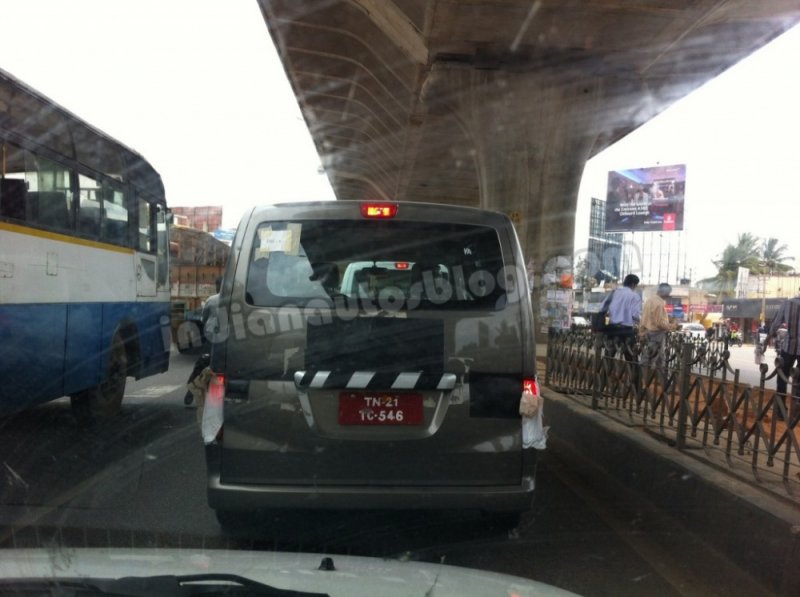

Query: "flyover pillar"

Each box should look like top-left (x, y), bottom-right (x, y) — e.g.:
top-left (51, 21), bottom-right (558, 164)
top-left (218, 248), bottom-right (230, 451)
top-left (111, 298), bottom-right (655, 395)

top-left (421, 61), bottom-right (603, 337)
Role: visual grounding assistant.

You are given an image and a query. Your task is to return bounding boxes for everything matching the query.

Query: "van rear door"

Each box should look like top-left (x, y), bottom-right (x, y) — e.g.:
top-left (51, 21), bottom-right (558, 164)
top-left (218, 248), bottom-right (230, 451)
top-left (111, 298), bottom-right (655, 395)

top-left (216, 205), bottom-right (533, 488)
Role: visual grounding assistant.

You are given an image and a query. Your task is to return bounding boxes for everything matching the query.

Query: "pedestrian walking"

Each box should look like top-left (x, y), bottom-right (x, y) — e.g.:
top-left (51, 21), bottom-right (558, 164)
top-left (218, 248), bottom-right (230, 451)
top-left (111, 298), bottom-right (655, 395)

top-left (605, 274), bottom-right (642, 358)
top-left (639, 283), bottom-right (678, 369)
top-left (764, 289), bottom-right (800, 419)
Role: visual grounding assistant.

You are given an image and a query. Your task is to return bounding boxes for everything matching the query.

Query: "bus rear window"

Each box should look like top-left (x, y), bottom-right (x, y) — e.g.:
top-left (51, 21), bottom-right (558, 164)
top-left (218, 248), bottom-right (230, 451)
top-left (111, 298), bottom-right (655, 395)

top-left (244, 220), bottom-right (511, 310)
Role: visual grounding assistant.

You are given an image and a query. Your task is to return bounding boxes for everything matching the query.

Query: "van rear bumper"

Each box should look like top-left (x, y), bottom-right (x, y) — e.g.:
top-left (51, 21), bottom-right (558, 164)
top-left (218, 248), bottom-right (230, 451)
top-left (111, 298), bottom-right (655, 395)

top-left (206, 445), bottom-right (537, 513)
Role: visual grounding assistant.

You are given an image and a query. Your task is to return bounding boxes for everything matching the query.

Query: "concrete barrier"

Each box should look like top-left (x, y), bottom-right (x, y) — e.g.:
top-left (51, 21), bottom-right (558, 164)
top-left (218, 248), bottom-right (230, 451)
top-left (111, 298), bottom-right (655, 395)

top-left (544, 389), bottom-right (800, 595)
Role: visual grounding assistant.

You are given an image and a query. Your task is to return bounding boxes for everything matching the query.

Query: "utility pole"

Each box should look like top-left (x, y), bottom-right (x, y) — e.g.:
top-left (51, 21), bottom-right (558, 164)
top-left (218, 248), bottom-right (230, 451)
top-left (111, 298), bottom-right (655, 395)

top-left (657, 233), bottom-right (663, 283)
top-left (666, 234), bottom-right (672, 284)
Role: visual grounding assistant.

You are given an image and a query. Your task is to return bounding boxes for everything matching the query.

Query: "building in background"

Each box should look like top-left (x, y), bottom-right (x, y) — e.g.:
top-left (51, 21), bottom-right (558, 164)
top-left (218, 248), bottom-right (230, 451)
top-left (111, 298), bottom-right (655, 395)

top-left (720, 273), bottom-right (800, 341)
top-left (585, 197), bottom-right (623, 283)
top-left (171, 205), bottom-right (223, 233)
top-left (168, 207), bottom-right (229, 350)
top-left (571, 198), bottom-right (623, 317)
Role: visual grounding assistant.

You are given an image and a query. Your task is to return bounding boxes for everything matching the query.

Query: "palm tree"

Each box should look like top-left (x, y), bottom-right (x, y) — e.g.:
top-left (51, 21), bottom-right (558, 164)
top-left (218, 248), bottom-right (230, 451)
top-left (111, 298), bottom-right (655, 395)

top-left (701, 233), bottom-right (762, 297)
top-left (759, 237), bottom-right (794, 275)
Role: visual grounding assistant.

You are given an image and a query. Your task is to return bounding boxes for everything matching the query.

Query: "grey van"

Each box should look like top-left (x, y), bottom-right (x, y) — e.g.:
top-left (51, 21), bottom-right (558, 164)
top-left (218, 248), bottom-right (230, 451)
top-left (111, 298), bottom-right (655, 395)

top-left (203, 201), bottom-right (540, 526)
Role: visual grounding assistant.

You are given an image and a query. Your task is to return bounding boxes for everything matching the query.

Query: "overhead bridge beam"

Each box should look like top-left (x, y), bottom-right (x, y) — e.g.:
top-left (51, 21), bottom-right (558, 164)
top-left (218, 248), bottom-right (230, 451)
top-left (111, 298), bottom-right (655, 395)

top-left (347, 0), bottom-right (429, 65)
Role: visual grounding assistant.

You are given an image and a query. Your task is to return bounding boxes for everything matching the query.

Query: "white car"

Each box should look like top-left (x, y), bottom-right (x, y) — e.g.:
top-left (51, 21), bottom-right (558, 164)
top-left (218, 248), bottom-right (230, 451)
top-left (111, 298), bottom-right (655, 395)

top-left (0, 548), bottom-right (578, 597)
top-left (679, 323), bottom-right (706, 339)
top-left (571, 316), bottom-right (590, 328)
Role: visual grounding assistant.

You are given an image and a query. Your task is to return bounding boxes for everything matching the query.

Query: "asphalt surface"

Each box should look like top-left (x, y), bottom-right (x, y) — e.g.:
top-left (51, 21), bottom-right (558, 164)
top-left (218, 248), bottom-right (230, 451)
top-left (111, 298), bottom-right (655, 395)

top-left (0, 350), bottom-right (776, 596)
top-left (725, 342), bottom-right (782, 387)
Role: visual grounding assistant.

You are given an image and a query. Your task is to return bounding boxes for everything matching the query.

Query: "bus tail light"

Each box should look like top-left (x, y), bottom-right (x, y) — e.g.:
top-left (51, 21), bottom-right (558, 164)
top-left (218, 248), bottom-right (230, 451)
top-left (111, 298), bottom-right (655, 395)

top-left (202, 373), bottom-right (226, 444)
top-left (361, 203), bottom-right (398, 218)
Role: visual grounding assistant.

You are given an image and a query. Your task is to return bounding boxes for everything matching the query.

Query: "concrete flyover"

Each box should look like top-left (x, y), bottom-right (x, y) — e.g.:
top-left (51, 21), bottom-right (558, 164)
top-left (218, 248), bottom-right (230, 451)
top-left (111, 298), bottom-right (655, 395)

top-left (257, 0), bottom-right (800, 336)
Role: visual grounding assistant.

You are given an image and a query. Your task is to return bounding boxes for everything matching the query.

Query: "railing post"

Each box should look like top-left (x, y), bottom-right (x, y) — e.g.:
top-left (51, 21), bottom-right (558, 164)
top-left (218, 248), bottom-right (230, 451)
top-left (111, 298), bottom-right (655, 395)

top-left (544, 328), bottom-right (553, 387)
top-left (591, 335), bottom-right (602, 409)
top-left (676, 342), bottom-right (693, 450)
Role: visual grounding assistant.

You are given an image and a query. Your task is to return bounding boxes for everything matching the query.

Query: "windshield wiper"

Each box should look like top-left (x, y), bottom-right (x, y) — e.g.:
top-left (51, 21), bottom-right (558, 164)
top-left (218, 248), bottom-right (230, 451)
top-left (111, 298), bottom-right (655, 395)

top-left (0, 574), bottom-right (331, 596)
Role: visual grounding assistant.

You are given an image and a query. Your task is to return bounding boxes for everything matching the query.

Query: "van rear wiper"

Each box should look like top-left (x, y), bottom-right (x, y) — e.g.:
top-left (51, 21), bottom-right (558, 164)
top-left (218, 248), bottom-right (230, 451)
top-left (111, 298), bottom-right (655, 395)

top-left (0, 574), bottom-right (330, 596)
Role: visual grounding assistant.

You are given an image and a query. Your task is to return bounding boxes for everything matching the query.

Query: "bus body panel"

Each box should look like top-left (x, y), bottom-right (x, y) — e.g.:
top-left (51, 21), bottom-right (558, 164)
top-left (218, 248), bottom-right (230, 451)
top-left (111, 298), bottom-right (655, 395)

top-left (0, 300), bottom-right (170, 413)
top-left (0, 222), bottom-right (170, 414)
top-left (63, 303), bottom-right (104, 395)
top-left (99, 300), bottom-right (171, 379)
top-left (0, 303), bottom-right (67, 410)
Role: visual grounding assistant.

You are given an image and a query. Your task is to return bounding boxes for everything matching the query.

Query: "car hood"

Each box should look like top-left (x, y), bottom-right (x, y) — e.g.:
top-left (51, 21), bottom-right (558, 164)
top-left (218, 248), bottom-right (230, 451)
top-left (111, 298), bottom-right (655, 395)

top-left (0, 548), bottom-right (579, 596)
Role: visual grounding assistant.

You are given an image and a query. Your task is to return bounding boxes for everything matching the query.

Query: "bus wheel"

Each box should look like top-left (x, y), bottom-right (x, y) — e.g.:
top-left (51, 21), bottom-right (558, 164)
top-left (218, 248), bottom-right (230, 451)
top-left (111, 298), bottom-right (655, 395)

top-left (71, 334), bottom-right (128, 422)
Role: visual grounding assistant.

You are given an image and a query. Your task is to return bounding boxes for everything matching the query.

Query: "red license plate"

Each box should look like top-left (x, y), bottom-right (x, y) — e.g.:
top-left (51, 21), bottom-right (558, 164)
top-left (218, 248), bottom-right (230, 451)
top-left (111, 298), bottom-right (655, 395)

top-left (338, 392), bottom-right (423, 426)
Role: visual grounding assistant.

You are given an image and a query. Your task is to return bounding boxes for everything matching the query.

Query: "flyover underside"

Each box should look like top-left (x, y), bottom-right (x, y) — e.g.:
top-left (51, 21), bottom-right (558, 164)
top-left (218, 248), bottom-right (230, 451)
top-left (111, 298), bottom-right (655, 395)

top-left (259, 0), bottom-right (800, 335)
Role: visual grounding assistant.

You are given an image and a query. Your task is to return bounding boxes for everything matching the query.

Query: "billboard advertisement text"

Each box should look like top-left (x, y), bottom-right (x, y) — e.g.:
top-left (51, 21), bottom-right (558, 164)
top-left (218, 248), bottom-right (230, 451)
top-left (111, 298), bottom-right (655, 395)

top-left (605, 164), bottom-right (686, 232)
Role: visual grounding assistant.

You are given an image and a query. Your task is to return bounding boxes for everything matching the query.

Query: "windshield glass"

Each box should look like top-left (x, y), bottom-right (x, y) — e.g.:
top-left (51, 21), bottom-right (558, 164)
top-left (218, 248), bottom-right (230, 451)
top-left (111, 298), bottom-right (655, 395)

top-left (245, 220), bottom-right (507, 309)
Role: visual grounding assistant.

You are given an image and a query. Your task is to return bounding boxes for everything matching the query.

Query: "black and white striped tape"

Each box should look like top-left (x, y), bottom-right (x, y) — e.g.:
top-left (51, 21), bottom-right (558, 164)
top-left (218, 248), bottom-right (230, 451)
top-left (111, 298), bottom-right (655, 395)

top-left (294, 370), bottom-right (456, 391)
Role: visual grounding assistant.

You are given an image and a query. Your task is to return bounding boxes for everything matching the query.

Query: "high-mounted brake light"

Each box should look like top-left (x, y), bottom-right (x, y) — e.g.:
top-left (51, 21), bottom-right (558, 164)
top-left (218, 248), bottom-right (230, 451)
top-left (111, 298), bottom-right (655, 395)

top-left (395, 262), bottom-right (410, 270)
top-left (361, 203), bottom-right (398, 218)
top-left (523, 378), bottom-right (539, 395)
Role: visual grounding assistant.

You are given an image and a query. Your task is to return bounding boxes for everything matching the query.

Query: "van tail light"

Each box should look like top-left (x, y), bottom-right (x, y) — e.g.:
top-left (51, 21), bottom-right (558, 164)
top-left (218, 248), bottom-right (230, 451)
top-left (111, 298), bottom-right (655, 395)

top-left (202, 373), bottom-right (226, 444)
top-left (361, 203), bottom-right (398, 218)
top-left (523, 377), bottom-right (539, 395)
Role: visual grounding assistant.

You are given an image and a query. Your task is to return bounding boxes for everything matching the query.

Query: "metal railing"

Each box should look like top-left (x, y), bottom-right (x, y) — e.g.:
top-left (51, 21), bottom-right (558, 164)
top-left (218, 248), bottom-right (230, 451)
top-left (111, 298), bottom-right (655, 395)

top-left (545, 328), bottom-right (800, 496)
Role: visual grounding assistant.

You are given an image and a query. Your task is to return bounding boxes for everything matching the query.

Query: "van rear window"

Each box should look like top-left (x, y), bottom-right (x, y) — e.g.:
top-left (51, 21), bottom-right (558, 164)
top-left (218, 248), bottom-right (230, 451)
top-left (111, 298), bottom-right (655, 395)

top-left (244, 220), bottom-right (515, 310)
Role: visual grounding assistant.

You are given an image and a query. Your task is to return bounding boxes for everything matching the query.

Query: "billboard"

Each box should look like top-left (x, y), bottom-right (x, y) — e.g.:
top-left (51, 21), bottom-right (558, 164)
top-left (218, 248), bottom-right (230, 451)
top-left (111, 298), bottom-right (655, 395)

top-left (605, 164), bottom-right (686, 232)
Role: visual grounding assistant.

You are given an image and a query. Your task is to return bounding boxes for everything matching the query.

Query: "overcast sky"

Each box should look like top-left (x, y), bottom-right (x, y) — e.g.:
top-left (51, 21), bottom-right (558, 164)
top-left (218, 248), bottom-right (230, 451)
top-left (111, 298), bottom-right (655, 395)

top-left (577, 22), bottom-right (800, 283)
top-left (1, 1), bottom-right (798, 282)
top-left (0, 0), bottom-right (335, 229)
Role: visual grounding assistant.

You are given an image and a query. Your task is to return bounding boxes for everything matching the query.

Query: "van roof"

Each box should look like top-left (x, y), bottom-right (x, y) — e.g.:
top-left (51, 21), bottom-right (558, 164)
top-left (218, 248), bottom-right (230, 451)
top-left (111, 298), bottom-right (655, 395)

top-left (247, 201), bottom-right (514, 227)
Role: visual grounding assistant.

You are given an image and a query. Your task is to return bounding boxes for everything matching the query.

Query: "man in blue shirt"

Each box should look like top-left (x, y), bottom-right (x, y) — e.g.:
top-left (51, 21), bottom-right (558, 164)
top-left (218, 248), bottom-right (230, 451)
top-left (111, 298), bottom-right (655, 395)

top-left (598, 274), bottom-right (641, 366)
top-left (606, 274), bottom-right (642, 341)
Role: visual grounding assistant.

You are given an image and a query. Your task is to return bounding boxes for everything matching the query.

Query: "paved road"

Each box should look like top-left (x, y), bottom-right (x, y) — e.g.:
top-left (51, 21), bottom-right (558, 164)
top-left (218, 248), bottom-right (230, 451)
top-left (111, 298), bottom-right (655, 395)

top-left (0, 350), bottom-right (773, 596)
top-left (725, 343), bottom-right (783, 387)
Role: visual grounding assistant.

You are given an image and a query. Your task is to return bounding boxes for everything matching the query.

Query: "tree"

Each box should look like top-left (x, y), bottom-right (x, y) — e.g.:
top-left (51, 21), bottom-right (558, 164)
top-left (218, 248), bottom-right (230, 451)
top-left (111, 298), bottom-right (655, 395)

top-left (759, 237), bottom-right (794, 275)
top-left (573, 257), bottom-right (594, 289)
top-left (701, 233), bottom-right (762, 297)
top-left (701, 234), bottom-right (796, 297)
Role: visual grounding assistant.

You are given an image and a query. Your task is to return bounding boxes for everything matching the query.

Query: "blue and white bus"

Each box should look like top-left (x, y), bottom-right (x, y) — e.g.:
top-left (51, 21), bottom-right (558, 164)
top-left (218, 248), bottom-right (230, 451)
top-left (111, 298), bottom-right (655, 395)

top-left (0, 68), bottom-right (171, 420)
